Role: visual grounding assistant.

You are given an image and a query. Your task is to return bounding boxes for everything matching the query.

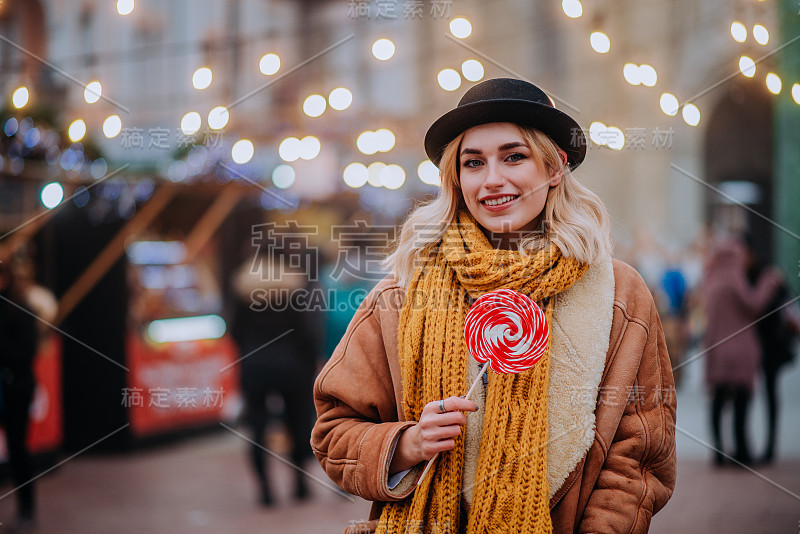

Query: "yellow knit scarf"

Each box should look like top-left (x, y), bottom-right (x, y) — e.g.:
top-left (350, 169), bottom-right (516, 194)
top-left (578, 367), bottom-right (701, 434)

top-left (377, 212), bottom-right (588, 534)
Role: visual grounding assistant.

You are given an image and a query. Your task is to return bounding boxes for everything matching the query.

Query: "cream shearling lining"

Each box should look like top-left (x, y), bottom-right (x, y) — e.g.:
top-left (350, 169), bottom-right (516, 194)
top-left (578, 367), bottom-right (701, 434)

top-left (459, 254), bottom-right (614, 504)
top-left (546, 254), bottom-right (614, 498)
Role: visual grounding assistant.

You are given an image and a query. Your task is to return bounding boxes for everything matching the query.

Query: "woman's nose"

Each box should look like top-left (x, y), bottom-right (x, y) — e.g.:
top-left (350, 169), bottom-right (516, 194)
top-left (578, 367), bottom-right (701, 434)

top-left (484, 162), bottom-right (505, 188)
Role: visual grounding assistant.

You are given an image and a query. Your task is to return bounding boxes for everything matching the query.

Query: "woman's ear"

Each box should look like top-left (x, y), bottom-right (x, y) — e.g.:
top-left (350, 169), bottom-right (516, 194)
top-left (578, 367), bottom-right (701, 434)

top-left (550, 149), bottom-right (568, 186)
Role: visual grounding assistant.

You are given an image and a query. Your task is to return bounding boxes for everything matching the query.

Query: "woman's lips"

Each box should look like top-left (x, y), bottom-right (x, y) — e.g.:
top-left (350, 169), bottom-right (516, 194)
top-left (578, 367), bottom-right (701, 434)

top-left (480, 194), bottom-right (519, 211)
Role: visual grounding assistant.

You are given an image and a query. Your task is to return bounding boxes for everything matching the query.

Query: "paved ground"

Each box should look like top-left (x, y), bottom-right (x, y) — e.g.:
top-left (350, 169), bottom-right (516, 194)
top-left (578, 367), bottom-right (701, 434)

top-left (0, 353), bottom-right (798, 533)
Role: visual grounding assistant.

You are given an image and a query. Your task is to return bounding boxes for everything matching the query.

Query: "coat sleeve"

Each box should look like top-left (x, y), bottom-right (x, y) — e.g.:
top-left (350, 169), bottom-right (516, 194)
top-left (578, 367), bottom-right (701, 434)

top-left (311, 283), bottom-right (421, 502)
top-left (578, 298), bottom-right (677, 534)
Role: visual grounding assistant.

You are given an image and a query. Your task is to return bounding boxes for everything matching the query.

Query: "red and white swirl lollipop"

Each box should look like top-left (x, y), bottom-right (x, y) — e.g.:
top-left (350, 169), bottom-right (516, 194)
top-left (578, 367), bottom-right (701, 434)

top-left (418, 288), bottom-right (549, 485)
top-left (465, 288), bottom-right (549, 375)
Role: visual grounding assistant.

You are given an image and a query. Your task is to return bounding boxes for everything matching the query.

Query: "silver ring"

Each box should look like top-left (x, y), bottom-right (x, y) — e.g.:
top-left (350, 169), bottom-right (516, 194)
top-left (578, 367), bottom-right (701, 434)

top-left (438, 399), bottom-right (447, 413)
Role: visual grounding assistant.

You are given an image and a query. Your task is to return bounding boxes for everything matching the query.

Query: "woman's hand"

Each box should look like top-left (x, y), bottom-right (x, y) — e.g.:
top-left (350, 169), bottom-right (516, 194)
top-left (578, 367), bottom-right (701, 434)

top-left (389, 396), bottom-right (477, 475)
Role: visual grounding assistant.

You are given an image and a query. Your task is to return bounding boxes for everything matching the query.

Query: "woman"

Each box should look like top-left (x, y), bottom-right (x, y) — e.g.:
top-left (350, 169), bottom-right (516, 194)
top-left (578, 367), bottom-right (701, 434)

top-left (704, 238), bottom-right (781, 466)
top-left (312, 78), bottom-right (676, 533)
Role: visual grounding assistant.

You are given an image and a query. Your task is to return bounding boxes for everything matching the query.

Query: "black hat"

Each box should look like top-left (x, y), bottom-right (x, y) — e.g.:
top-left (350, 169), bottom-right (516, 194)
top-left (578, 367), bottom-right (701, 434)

top-left (424, 78), bottom-right (586, 170)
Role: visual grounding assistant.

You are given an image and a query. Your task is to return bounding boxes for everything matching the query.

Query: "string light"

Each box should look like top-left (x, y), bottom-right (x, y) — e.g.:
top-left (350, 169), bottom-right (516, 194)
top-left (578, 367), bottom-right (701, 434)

top-left (449, 18), bottom-right (472, 39)
top-left (68, 119), bottom-right (86, 142)
top-left (180, 112), bottom-right (201, 135)
top-left (792, 83), bottom-right (800, 105)
top-left (192, 67), bottom-right (212, 90)
top-left (343, 163), bottom-right (368, 188)
top-left (380, 164), bottom-right (406, 190)
top-left (259, 53), bottom-right (280, 75)
top-left (272, 165), bottom-right (295, 189)
top-left (84, 81), bottom-right (102, 103)
top-left (590, 32), bottom-right (610, 54)
top-left (207, 106), bottom-right (230, 130)
top-left (418, 160), bottom-right (440, 186)
top-left (437, 68), bottom-right (461, 91)
top-left (12, 87), bottom-right (29, 108)
top-left (231, 139), bottom-right (254, 164)
top-left (116, 0), bottom-right (134, 16)
top-left (328, 87), bottom-right (353, 110)
top-left (738, 56), bottom-right (756, 78)
top-left (103, 115), bottom-right (122, 138)
top-left (41, 182), bottom-right (64, 209)
top-left (659, 93), bottom-right (679, 116)
top-left (303, 94), bottom-right (326, 117)
top-left (753, 24), bottom-right (769, 45)
top-left (367, 162), bottom-right (385, 187)
top-left (372, 39), bottom-right (395, 61)
top-left (461, 60), bottom-right (484, 82)
top-left (562, 0), bottom-right (583, 18)
top-left (279, 137), bottom-right (302, 162)
top-left (299, 136), bottom-right (321, 160)
top-left (730, 21), bottom-right (747, 43)
top-left (682, 103), bottom-right (700, 126)
top-left (766, 73), bottom-right (782, 94)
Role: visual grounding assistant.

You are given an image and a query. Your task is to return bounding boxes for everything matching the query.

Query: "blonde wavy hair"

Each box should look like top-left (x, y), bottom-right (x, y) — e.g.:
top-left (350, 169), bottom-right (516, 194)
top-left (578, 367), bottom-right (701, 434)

top-left (384, 124), bottom-right (612, 287)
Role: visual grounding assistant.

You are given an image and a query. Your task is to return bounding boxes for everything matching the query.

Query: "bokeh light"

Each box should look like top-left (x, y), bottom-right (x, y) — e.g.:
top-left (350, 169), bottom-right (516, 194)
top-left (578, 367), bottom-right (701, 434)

top-left (272, 165), bottom-right (296, 189)
top-left (437, 68), bottom-right (462, 91)
top-left (192, 67), bottom-right (213, 90)
top-left (367, 162), bottom-right (385, 187)
top-left (461, 60), bottom-right (485, 82)
top-left (753, 24), bottom-right (769, 45)
top-left (380, 164), bottom-right (406, 190)
top-left (299, 136), bottom-right (321, 160)
top-left (84, 81), bottom-right (102, 104)
top-left (117, 0), bottom-right (134, 16)
top-left (682, 103), bottom-right (700, 126)
top-left (328, 87), bottom-right (353, 110)
top-left (766, 72), bottom-right (782, 95)
top-left (343, 163), bottom-right (369, 188)
top-left (418, 160), bottom-right (441, 186)
top-left (730, 21), bottom-right (747, 43)
top-left (639, 65), bottom-right (657, 87)
top-left (279, 137), bottom-right (302, 162)
top-left (659, 93), bottom-right (679, 116)
top-left (68, 119), bottom-right (86, 142)
top-left (623, 63), bottom-right (641, 86)
top-left (738, 56), bottom-right (756, 78)
top-left (103, 115), bottom-right (122, 138)
top-left (41, 182), bottom-right (64, 209)
top-left (231, 139), bottom-right (254, 164)
top-left (590, 32), bottom-right (610, 53)
top-left (180, 112), bottom-right (201, 135)
top-left (208, 106), bottom-right (230, 130)
top-left (12, 87), bottom-right (29, 108)
top-left (449, 18), bottom-right (472, 39)
top-left (562, 0), bottom-right (583, 18)
top-left (259, 53), bottom-right (281, 75)
top-left (303, 94), bottom-right (327, 117)
top-left (372, 39), bottom-right (395, 61)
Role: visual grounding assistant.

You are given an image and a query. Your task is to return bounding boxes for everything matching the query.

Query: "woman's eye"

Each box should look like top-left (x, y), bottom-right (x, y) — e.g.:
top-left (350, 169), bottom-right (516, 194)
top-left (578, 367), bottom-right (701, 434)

top-left (506, 152), bottom-right (526, 162)
top-left (462, 159), bottom-right (482, 168)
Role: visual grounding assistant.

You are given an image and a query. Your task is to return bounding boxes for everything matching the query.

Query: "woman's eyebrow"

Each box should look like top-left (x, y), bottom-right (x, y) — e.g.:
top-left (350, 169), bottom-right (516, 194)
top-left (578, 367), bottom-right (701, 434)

top-left (498, 141), bottom-right (526, 151)
top-left (460, 141), bottom-right (527, 157)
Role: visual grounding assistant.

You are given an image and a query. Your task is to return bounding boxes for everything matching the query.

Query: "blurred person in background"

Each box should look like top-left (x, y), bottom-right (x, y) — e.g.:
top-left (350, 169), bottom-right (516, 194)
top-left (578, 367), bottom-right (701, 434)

top-left (230, 239), bottom-right (323, 505)
top-left (703, 237), bottom-right (782, 466)
top-left (0, 256), bottom-right (40, 530)
top-left (744, 235), bottom-right (800, 464)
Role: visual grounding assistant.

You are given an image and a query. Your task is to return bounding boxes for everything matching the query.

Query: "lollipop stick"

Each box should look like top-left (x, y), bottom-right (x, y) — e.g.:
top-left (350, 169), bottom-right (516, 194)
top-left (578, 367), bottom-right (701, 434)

top-left (416, 360), bottom-right (490, 486)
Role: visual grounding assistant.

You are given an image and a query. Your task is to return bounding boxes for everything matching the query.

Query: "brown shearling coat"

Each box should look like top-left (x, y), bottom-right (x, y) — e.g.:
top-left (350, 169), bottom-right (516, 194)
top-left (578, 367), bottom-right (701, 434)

top-left (312, 260), bottom-right (676, 533)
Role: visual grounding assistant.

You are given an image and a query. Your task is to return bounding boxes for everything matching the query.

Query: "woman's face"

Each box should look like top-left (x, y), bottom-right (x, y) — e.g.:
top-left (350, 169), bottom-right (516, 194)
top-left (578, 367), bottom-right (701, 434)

top-left (458, 122), bottom-right (562, 244)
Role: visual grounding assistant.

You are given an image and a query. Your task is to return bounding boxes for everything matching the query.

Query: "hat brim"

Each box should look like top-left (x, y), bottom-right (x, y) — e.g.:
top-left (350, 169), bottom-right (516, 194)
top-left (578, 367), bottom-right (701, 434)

top-left (424, 99), bottom-right (586, 170)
